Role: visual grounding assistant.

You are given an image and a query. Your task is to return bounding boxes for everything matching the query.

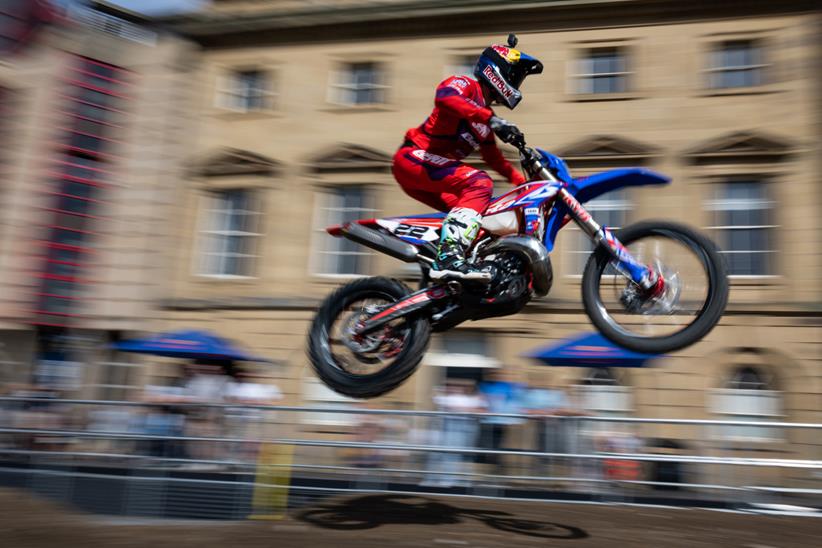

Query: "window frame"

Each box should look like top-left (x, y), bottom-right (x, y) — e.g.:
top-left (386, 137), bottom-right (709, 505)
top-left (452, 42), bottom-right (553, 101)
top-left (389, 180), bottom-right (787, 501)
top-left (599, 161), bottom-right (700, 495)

top-left (215, 66), bottom-right (278, 114)
top-left (328, 61), bottom-right (390, 107)
top-left (710, 365), bottom-right (783, 442)
top-left (196, 188), bottom-right (264, 279)
top-left (569, 45), bottom-right (634, 99)
top-left (564, 188), bottom-right (632, 277)
top-left (705, 39), bottom-right (768, 91)
top-left (703, 179), bottom-right (777, 279)
top-left (95, 359), bottom-right (142, 401)
top-left (424, 330), bottom-right (500, 369)
top-left (310, 184), bottom-right (377, 278)
top-left (572, 367), bottom-right (633, 433)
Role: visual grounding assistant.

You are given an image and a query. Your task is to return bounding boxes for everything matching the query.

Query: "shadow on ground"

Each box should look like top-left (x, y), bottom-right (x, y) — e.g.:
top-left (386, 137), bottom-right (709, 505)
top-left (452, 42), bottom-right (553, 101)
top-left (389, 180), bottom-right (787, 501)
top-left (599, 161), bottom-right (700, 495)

top-left (297, 494), bottom-right (589, 539)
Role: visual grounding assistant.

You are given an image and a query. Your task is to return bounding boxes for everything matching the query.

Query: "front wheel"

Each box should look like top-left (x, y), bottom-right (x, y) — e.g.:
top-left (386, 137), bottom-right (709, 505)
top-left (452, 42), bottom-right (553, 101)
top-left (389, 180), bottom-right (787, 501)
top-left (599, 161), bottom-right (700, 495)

top-left (582, 221), bottom-right (728, 354)
top-left (307, 277), bottom-right (431, 399)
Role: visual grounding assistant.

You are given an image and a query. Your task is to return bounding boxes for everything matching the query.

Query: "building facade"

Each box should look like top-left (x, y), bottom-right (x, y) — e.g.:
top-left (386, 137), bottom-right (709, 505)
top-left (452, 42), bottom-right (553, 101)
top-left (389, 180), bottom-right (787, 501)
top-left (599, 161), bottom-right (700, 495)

top-left (2, 0), bottom-right (820, 471)
top-left (0, 2), bottom-right (197, 397)
top-left (150, 0), bottom-right (822, 468)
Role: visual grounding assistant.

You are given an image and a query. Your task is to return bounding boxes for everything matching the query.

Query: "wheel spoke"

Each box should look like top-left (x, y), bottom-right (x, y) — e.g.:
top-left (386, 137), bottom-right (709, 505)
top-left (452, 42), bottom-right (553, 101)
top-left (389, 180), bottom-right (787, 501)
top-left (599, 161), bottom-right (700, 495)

top-left (594, 233), bottom-right (712, 340)
top-left (327, 293), bottom-right (411, 377)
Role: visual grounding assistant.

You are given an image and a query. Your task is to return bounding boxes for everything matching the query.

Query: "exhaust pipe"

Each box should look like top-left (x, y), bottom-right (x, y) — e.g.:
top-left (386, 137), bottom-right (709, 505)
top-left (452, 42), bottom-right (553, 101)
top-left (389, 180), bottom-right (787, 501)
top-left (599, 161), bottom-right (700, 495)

top-left (482, 236), bottom-right (553, 297)
top-left (341, 222), bottom-right (420, 263)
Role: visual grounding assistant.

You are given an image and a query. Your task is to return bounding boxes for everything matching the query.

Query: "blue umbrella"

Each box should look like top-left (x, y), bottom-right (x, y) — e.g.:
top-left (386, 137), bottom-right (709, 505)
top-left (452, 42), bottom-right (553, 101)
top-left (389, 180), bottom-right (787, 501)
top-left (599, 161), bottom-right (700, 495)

top-left (114, 330), bottom-right (271, 363)
top-left (526, 332), bottom-right (661, 368)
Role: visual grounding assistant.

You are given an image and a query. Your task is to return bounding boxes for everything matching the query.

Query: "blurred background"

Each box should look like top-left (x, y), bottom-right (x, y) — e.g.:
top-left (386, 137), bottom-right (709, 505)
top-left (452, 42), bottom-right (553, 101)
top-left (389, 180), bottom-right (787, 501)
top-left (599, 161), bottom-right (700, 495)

top-left (0, 0), bottom-right (820, 537)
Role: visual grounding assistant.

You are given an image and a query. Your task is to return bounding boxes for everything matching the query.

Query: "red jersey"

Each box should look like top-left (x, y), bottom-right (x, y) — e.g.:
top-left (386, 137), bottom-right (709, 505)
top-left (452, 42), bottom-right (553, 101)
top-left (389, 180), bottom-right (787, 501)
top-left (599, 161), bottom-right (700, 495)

top-left (404, 75), bottom-right (525, 184)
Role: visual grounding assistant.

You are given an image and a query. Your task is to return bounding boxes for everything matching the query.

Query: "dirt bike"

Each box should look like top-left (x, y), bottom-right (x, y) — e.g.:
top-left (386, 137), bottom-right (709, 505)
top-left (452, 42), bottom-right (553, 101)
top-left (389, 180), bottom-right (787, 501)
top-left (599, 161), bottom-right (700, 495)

top-left (307, 129), bottom-right (728, 398)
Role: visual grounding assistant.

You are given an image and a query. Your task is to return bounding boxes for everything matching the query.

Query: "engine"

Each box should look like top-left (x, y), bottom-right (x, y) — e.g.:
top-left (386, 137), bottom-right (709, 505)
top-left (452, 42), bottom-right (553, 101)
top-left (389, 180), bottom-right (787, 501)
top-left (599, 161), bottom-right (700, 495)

top-left (480, 252), bottom-right (530, 306)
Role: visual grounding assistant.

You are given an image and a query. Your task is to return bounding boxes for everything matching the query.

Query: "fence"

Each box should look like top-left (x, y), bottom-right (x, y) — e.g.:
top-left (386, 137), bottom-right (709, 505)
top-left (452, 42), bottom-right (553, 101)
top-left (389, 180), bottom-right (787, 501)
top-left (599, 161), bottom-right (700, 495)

top-left (0, 396), bottom-right (819, 519)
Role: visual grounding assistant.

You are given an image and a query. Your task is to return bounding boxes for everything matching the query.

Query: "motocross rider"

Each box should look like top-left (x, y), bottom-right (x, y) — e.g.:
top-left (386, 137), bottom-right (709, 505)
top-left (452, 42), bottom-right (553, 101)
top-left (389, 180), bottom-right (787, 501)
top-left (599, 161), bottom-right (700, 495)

top-left (392, 37), bottom-right (543, 281)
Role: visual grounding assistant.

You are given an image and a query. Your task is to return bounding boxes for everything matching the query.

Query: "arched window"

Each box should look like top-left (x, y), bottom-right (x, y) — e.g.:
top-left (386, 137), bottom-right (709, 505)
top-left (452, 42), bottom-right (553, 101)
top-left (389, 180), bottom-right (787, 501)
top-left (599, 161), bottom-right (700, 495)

top-left (712, 364), bottom-right (781, 441)
top-left (582, 367), bottom-right (620, 386)
top-left (726, 366), bottom-right (768, 390)
top-left (575, 367), bottom-right (633, 421)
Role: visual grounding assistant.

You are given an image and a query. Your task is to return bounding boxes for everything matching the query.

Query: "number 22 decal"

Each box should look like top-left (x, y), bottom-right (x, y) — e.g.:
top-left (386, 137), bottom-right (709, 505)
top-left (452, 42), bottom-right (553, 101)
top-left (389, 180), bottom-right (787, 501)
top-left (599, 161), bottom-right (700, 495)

top-left (394, 224), bottom-right (429, 239)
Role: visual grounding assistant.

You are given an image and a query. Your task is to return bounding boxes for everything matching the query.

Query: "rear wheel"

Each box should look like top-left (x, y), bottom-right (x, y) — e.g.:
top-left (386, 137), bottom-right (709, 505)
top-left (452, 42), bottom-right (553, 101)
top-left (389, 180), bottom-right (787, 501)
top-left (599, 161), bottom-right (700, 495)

top-left (582, 221), bottom-right (728, 354)
top-left (307, 277), bottom-right (431, 399)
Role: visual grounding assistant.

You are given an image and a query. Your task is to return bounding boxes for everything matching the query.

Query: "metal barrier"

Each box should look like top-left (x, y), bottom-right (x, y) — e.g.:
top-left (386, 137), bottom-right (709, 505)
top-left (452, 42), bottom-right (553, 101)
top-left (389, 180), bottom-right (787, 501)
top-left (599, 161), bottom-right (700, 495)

top-left (0, 397), bottom-right (819, 519)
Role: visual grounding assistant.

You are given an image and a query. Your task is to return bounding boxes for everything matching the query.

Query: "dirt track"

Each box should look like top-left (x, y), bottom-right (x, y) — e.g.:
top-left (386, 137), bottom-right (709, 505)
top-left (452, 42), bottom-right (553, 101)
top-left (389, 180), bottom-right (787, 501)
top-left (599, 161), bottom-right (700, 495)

top-left (0, 489), bottom-right (818, 547)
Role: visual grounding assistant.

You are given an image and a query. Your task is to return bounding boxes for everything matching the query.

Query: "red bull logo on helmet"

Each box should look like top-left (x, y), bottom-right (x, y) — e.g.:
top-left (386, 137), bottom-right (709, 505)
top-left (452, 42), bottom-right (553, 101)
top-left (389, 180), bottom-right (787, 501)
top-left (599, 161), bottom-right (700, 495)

top-left (482, 65), bottom-right (515, 99)
top-left (491, 45), bottom-right (521, 63)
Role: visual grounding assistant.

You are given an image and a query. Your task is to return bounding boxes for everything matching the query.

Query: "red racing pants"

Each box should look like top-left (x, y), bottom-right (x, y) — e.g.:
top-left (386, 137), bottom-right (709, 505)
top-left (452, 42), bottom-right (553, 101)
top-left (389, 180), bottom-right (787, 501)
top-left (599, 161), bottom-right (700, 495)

top-left (392, 145), bottom-right (494, 214)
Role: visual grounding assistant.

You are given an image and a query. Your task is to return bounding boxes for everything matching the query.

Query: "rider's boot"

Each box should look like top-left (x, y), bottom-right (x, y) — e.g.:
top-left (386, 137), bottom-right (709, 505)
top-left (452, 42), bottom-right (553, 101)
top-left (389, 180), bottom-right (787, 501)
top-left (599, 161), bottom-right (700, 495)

top-left (430, 207), bottom-right (491, 283)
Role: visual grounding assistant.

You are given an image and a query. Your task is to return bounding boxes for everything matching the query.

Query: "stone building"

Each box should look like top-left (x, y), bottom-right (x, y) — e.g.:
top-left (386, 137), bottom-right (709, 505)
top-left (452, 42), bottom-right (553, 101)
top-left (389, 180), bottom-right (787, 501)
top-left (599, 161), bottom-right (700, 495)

top-left (0, 2), bottom-right (197, 397)
top-left (1, 0), bottom-right (820, 473)
top-left (148, 0), bottom-right (821, 469)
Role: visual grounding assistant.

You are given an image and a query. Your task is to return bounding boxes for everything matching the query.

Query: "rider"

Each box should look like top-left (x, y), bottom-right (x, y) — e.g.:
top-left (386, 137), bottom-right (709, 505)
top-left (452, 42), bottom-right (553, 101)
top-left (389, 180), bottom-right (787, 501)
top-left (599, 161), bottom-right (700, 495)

top-left (392, 35), bottom-right (543, 281)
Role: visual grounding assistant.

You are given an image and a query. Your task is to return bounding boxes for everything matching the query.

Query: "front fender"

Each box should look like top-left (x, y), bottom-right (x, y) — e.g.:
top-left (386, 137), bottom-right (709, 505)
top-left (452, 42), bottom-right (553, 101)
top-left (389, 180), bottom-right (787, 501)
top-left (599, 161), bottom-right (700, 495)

top-left (568, 168), bottom-right (670, 204)
top-left (542, 168), bottom-right (671, 252)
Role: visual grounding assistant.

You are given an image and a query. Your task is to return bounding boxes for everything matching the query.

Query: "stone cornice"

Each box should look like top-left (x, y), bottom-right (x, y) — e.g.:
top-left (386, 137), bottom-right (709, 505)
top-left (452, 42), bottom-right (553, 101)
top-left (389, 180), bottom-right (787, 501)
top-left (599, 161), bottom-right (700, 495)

top-left (160, 295), bottom-right (822, 317)
top-left (155, 0), bottom-right (820, 47)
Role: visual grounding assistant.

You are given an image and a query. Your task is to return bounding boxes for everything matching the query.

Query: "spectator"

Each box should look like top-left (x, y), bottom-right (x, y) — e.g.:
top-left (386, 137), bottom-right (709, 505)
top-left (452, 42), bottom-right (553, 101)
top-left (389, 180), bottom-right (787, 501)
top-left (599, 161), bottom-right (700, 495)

top-left (522, 371), bottom-right (585, 476)
top-left (142, 376), bottom-right (189, 460)
top-left (349, 408), bottom-right (385, 469)
top-left (225, 368), bottom-right (282, 462)
top-left (142, 359), bottom-right (233, 462)
top-left (477, 369), bottom-right (525, 476)
top-left (601, 431), bottom-right (642, 483)
top-left (7, 383), bottom-right (67, 452)
top-left (423, 379), bottom-right (486, 487)
top-left (183, 360), bottom-right (232, 461)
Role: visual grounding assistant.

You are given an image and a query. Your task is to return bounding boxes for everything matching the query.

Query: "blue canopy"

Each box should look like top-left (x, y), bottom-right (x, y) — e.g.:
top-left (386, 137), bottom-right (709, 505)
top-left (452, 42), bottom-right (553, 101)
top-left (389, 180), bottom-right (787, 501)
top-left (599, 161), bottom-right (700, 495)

top-left (527, 332), bottom-right (661, 368)
top-left (114, 330), bottom-right (271, 363)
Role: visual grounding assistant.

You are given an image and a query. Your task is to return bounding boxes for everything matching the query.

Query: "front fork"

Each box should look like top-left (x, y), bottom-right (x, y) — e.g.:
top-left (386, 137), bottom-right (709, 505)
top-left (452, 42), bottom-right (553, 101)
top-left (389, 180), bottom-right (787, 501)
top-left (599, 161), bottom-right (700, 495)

top-left (557, 187), bottom-right (657, 290)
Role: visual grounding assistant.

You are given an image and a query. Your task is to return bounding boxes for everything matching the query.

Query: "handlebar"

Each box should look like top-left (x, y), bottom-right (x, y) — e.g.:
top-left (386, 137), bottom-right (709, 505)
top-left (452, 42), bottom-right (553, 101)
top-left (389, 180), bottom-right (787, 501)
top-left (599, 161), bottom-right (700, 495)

top-left (500, 129), bottom-right (559, 183)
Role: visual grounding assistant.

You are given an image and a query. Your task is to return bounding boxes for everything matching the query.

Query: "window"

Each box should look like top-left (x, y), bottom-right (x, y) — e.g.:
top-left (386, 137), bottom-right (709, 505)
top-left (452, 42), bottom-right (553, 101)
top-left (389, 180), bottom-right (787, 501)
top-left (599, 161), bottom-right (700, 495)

top-left (705, 181), bottom-right (775, 276)
top-left (73, 87), bottom-right (120, 109)
top-left (302, 376), bottom-right (358, 427)
top-left (330, 62), bottom-right (387, 106)
top-left (566, 189), bottom-right (630, 275)
top-left (446, 54), bottom-right (477, 78)
top-left (573, 47), bottom-right (630, 95)
top-left (313, 186), bottom-right (375, 275)
top-left (96, 360), bottom-right (140, 401)
top-left (574, 367), bottom-right (633, 432)
top-left (578, 367), bottom-right (632, 415)
top-left (708, 40), bottom-right (765, 89)
top-left (426, 331), bottom-right (499, 368)
top-left (217, 69), bottom-right (275, 112)
top-left (199, 189), bottom-right (263, 277)
top-left (71, 102), bottom-right (121, 124)
top-left (712, 365), bottom-right (781, 441)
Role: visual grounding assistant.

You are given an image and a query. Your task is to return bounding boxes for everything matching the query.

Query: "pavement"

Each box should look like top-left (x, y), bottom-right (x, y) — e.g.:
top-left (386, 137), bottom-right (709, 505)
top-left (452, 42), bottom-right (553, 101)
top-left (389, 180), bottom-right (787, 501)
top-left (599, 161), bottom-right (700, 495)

top-left (0, 488), bottom-right (819, 547)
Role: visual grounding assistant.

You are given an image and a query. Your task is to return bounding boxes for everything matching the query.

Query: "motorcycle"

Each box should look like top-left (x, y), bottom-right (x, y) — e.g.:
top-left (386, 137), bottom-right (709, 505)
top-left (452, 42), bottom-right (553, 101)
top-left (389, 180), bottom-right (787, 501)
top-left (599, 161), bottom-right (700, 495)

top-left (307, 129), bottom-right (729, 398)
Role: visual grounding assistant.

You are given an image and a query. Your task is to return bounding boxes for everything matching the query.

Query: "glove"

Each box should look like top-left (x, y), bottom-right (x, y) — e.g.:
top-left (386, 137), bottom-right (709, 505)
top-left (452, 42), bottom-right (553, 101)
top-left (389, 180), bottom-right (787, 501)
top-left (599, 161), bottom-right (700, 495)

top-left (489, 116), bottom-right (524, 145)
top-left (510, 170), bottom-right (527, 186)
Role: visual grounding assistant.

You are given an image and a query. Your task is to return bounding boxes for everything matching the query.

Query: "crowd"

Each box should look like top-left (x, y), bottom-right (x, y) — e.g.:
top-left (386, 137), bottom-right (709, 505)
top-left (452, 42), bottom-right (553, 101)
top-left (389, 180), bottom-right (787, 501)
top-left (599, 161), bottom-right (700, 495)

top-left (1, 363), bottom-right (647, 486)
top-left (419, 370), bottom-right (591, 487)
top-left (0, 360), bottom-right (282, 465)
top-left (344, 369), bottom-right (645, 489)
